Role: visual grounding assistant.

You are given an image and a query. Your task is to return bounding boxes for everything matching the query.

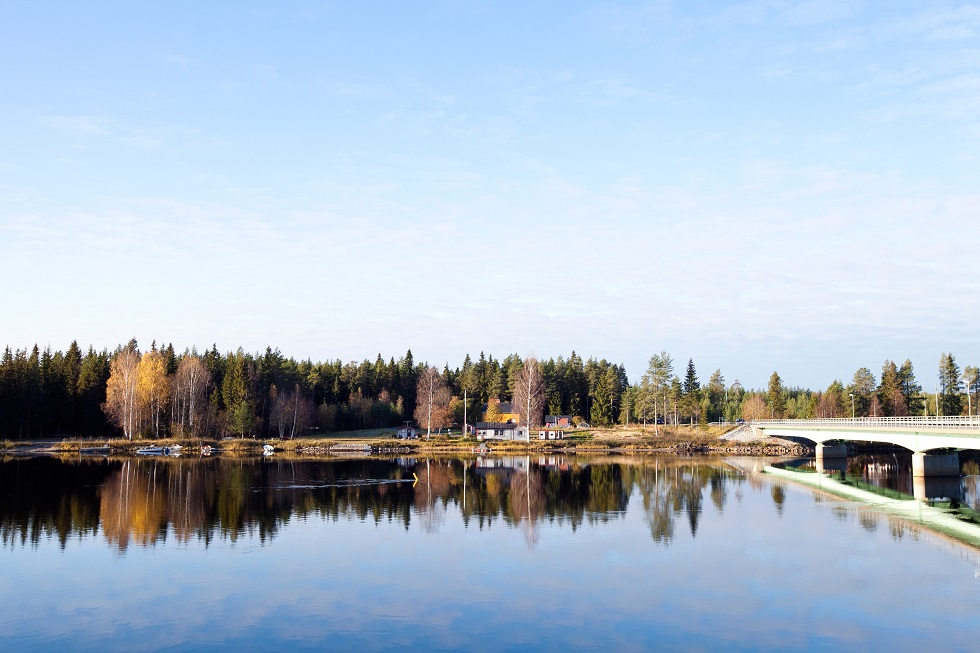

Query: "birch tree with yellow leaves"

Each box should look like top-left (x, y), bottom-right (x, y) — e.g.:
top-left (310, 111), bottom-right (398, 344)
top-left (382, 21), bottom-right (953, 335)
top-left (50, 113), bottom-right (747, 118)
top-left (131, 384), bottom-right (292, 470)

top-left (138, 349), bottom-right (170, 438)
top-left (104, 347), bottom-right (141, 440)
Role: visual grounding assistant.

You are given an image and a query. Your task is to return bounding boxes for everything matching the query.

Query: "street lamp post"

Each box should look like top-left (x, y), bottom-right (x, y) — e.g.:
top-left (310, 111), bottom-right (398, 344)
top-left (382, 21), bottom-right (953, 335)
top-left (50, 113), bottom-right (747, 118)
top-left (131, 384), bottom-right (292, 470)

top-left (849, 393), bottom-right (855, 419)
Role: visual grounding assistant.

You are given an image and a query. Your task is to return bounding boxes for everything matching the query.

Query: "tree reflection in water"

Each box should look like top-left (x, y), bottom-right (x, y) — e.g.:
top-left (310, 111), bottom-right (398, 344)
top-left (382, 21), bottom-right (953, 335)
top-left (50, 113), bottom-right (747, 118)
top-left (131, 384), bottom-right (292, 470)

top-left (634, 460), bottom-right (738, 543)
top-left (509, 458), bottom-right (545, 548)
top-left (1, 456), bottom-right (754, 551)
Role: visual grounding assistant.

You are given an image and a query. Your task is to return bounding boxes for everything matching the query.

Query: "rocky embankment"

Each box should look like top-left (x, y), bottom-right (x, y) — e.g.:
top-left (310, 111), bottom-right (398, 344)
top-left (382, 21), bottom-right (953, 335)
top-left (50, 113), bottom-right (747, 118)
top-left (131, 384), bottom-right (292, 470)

top-left (671, 441), bottom-right (812, 456)
top-left (706, 424), bottom-right (813, 456)
top-left (706, 441), bottom-right (813, 456)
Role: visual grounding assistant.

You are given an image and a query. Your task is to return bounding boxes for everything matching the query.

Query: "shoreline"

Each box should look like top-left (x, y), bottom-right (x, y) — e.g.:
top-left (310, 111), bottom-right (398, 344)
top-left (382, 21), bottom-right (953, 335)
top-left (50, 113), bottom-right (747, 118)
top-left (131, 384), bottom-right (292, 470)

top-left (0, 433), bottom-right (812, 458)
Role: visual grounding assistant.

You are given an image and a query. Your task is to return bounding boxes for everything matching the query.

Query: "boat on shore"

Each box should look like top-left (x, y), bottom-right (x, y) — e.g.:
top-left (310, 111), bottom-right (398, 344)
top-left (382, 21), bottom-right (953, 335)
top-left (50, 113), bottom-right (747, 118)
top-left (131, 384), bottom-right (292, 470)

top-left (263, 444), bottom-right (275, 456)
top-left (136, 444), bottom-right (183, 456)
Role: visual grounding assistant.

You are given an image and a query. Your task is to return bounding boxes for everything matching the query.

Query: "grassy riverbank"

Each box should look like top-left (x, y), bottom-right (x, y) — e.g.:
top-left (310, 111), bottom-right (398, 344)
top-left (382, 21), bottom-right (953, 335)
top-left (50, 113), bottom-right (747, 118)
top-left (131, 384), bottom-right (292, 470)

top-left (0, 424), bottom-right (808, 457)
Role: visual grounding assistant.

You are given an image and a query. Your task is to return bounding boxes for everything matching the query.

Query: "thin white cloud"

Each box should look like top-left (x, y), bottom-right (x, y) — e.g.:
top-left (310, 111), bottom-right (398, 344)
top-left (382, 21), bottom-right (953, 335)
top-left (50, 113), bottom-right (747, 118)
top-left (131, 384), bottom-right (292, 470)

top-left (36, 114), bottom-right (198, 151)
top-left (38, 115), bottom-right (109, 136)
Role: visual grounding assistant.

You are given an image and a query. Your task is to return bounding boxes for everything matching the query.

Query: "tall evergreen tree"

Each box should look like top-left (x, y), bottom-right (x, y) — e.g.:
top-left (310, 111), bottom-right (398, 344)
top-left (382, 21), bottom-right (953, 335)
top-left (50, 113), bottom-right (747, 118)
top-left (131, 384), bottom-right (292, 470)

top-left (643, 351), bottom-right (673, 428)
top-left (590, 370), bottom-right (613, 426)
top-left (683, 359), bottom-right (700, 395)
top-left (878, 360), bottom-right (907, 416)
top-left (848, 367), bottom-right (876, 417)
top-left (897, 359), bottom-right (924, 416)
top-left (707, 370), bottom-right (725, 422)
top-left (938, 352), bottom-right (962, 416)
top-left (682, 358), bottom-right (701, 423)
top-left (767, 371), bottom-right (785, 418)
top-left (222, 349), bottom-right (256, 437)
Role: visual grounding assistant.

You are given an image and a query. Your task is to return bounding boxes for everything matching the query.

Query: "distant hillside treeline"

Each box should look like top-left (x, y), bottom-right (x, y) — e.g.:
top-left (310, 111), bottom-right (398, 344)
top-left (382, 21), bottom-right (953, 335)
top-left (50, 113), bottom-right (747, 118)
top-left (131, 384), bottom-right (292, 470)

top-left (0, 340), bottom-right (974, 440)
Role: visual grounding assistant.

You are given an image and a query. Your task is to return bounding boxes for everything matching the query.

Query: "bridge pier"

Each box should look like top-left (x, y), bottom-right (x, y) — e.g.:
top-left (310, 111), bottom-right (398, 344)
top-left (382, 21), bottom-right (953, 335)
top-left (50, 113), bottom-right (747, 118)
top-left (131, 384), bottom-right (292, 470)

top-left (913, 475), bottom-right (963, 502)
top-left (911, 452), bottom-right (960, 478)
top-left (815, 457), bottom-right (847, 475)
top-left (815, 443), bottom-right (848, 459)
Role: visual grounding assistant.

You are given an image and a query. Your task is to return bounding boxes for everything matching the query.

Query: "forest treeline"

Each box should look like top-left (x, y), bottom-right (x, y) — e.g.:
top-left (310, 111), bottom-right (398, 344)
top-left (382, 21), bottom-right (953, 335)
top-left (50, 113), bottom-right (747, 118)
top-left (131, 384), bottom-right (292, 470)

top-left (0, 339), bottom-right (976, 439)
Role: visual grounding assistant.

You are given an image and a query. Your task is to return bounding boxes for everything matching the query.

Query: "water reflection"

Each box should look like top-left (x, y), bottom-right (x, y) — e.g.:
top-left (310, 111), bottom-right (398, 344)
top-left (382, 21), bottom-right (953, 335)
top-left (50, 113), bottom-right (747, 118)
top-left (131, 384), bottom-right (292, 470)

top-left (1, 455), bottom-right (751, 551)
top-left (6, 454), bottom-right (980, 554)
top-left (792, 450), bottom-right (980, 507)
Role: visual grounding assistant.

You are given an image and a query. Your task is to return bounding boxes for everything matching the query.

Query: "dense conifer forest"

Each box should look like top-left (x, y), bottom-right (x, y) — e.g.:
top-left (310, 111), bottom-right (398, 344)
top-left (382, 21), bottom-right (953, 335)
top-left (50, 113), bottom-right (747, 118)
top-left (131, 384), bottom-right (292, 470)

top-left (0, 339), bottom-right (975, 440)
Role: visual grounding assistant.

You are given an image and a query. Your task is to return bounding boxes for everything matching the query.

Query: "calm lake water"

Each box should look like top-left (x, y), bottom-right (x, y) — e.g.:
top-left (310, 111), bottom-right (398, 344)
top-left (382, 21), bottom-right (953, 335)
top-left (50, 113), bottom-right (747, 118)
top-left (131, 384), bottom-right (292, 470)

top-left (2, 454), bottom-right (980, 652)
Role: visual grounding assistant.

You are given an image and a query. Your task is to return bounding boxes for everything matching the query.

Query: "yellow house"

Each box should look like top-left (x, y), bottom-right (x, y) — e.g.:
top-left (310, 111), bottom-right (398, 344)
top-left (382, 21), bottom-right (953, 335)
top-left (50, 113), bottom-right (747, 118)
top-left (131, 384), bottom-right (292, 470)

top-left (483, 400), bottom-right (522, 424)
top-left (498, 402), bottom-right (521, 423)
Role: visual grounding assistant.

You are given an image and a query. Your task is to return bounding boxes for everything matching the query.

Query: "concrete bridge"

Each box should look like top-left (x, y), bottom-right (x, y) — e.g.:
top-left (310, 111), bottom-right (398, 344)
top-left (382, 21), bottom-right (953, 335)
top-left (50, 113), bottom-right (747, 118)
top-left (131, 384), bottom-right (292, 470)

top-left (750, 417), bottom-right (980, 478)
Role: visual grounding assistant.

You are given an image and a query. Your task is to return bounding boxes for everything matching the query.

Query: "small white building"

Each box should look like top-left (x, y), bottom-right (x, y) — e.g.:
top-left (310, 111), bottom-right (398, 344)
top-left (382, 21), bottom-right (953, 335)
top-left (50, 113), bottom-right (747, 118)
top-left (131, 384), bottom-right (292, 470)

top-left (538, 428), bottom-right (565, 440)
top-left (396, 425), bottom-right (418, 439)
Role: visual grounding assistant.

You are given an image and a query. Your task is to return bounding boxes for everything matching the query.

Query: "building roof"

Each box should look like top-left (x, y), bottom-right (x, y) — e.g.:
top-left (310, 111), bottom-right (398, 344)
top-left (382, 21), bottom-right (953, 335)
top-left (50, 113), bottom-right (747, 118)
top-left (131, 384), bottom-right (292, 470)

top-left (475, 422), bottom-right (525, 429)
top-left (482, 402), bottom-right (516, 413)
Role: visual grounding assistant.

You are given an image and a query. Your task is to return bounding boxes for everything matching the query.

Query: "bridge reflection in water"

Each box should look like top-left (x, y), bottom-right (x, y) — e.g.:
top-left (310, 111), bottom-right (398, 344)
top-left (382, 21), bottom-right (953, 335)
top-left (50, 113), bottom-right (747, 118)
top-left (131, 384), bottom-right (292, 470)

top-left (752, 417), bottom-right (980, 499)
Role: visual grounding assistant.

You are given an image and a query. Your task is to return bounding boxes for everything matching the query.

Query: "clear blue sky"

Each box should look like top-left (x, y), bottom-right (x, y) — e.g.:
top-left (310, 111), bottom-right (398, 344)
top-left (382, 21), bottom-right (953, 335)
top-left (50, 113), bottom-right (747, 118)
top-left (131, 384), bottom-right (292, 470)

top-left (2, 1), bottom-right (978, 389)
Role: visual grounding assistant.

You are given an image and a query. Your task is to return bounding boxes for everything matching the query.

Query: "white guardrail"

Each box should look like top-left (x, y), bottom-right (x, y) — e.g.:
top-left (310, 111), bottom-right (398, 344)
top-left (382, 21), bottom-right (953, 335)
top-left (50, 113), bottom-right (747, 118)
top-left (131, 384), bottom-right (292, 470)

top-left (751, 416), bottom-right (980, 430)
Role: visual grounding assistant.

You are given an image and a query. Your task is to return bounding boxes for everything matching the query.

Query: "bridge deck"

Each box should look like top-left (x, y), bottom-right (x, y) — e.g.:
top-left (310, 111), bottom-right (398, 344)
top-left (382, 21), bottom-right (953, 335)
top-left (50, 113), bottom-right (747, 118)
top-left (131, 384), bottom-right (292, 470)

top-left (752, 417), bottom-right (980, 432)
top-left (749, 417), bottom-right (980, 452)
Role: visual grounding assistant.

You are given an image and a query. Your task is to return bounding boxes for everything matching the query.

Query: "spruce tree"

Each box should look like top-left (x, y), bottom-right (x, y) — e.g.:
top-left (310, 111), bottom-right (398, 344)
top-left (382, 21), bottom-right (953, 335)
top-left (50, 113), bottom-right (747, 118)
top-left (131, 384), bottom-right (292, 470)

top-left (938, 352), bottom-right (962, 416)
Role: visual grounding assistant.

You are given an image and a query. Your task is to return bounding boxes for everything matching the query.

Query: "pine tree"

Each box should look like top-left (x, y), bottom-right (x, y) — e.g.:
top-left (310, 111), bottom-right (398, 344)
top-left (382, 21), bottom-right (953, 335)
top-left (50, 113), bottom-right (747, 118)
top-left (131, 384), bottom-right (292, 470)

top-left (938, 352), bottom-right (962, 416)
top-left (643, 351), bottom-right (673, 430)
top-left (849, 367), bottom-right (876, 417)
top-left (898, 359), bottom-right (924, 416)
top-left (767, 371), bottom-right (785, 418)
top-left (707, 370), bottom-right (725, 422)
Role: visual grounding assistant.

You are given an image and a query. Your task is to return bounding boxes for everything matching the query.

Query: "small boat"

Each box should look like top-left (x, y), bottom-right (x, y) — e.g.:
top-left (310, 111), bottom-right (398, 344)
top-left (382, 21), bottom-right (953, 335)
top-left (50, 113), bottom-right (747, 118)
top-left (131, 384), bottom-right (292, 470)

top-left (263, 444), bottom-right (275, 456)
top-left (201, 445), bottom-right (214, 456)
top-left (136, 446), bottom-right (165, 455)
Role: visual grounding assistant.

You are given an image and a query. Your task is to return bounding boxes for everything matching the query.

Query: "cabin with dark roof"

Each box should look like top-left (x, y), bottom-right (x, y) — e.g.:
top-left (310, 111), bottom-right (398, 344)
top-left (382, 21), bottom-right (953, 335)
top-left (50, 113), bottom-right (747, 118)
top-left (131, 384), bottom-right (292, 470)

top-left (475, 422), bottom-right (529, 441)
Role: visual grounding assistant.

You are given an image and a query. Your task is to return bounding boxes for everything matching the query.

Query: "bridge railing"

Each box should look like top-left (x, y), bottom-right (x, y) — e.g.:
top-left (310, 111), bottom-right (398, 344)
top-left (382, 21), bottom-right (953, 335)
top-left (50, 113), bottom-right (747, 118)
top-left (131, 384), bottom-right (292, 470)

top-left (752, 416), bottom-right (980, 430)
